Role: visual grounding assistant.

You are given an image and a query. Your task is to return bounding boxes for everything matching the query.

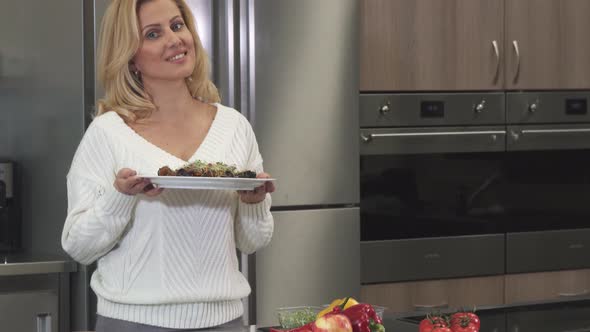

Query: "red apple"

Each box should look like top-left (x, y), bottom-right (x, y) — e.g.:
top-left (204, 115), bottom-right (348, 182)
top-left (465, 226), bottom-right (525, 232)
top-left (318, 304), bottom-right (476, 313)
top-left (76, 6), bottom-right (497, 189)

top-left (312, 313), bottom-right (353, 332)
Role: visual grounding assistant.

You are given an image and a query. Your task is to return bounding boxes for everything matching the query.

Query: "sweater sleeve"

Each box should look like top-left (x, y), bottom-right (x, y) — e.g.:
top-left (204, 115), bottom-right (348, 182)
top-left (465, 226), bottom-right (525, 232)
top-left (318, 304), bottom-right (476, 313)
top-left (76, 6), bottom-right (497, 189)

top-left (234, 119), bottom-right (274, 254)
top-left (61, 122), bottom-right (138, 265)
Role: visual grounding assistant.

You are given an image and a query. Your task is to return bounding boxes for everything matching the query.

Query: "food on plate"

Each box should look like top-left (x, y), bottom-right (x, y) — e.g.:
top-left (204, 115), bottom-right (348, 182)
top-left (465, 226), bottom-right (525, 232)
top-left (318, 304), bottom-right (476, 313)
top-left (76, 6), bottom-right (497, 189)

top-left (157, 160), bottom-right (256, 178)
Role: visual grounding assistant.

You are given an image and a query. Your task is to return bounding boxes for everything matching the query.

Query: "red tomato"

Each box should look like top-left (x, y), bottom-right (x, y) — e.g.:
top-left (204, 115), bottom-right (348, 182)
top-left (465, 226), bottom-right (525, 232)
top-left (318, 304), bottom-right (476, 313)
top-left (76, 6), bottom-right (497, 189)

top-left (432, 327), bottom-right (452, 332)
top-left (451, 326), bottom-right (477, 332)
top-left (450, 312), bottom-right (480, 331)
top-left (419, 316), bottom-right (448, 332)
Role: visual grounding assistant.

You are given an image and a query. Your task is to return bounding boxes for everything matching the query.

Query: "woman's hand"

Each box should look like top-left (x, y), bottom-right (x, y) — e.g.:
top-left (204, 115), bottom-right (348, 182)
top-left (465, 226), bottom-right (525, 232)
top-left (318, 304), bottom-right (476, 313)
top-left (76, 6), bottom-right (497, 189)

top-left (114, 168), bottom-right (163, 197)
top-left (238, 172), bottom-right (275, 204)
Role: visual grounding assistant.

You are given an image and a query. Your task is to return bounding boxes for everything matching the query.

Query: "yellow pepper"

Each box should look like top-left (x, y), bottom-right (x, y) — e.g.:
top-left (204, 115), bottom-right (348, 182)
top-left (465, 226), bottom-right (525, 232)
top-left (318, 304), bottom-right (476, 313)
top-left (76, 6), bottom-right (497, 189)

top-left (316, 297), bottom-right (360, 318)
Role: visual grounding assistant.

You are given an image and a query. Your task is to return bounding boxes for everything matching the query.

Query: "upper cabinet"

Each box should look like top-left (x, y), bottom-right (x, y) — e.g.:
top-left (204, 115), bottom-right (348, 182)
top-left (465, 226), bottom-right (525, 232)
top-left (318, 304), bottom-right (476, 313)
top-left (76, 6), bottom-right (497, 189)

top-left (361, 0), bottom-right (590, 92)
top-left (360, 0), bottom-right (504, 91)
top-left (505, 0), bottom-right (590, 90)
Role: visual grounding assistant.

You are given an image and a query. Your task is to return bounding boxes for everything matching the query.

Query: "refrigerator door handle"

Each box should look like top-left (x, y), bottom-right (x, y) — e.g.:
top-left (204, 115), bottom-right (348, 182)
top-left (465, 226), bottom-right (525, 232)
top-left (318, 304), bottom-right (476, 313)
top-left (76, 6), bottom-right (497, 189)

top-left (225, 0), bottom-right (236, 108)
top-left (238, 0), bottom-right (256, 123)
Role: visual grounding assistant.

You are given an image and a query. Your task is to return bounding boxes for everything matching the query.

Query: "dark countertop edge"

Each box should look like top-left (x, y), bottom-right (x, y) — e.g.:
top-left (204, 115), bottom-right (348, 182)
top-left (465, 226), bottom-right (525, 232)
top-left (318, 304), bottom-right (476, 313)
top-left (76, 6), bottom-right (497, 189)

top-left (0, 259), bottom-right (78, 276)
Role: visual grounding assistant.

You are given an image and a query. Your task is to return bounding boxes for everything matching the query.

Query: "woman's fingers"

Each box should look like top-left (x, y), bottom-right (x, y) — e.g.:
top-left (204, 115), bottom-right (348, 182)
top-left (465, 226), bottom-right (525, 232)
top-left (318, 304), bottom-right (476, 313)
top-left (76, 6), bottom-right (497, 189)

top-left (117, 168), bottom-right (137, 178)
top-left (254, 185), bottom-right (265, 194)
top-left (264, 181), bottom-right (275, 193)
top-left (144, 185), bottom-right (164, 197)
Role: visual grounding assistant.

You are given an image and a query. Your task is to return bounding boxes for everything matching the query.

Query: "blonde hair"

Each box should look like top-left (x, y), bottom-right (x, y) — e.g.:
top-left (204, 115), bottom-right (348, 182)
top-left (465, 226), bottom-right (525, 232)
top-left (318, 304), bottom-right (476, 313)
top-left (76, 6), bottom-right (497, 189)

top-left (95, 0), bottom-right (220, 122)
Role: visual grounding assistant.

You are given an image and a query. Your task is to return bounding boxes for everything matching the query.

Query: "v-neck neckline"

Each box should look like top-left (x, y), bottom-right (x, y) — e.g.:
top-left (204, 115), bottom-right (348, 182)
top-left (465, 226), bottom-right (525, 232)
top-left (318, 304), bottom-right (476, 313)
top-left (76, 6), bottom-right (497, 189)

top-left (114, 103), bottom-right (221, 164)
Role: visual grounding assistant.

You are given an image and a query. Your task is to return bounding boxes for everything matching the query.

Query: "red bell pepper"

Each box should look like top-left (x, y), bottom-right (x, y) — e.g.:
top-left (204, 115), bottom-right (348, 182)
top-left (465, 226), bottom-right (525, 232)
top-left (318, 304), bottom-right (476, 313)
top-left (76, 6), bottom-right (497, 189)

top-left (329, 300), bottom-right (385, 332)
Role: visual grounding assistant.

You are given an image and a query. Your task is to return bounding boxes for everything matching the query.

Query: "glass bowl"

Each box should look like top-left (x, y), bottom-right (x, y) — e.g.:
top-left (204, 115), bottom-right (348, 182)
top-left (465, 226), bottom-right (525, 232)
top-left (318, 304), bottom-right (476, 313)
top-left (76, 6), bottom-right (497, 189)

top-left (371, 305), bottom-right (387, 320)
top-left (276, 306), bottom-right (323, 329)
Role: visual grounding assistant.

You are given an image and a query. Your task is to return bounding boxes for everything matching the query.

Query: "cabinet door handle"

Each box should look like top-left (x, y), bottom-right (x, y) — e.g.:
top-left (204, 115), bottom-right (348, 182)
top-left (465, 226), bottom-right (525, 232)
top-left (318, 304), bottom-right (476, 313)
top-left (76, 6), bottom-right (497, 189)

top-left (558, 289), bottom-right (590, 297)
top-left (492, 40), bottom-right (500, 82)
top-left (36, 313), bottom-right (52, 332)
top-left (512, 40), bottom-right (520, 82)
top-left (413, 302), bottom-right (449, 311)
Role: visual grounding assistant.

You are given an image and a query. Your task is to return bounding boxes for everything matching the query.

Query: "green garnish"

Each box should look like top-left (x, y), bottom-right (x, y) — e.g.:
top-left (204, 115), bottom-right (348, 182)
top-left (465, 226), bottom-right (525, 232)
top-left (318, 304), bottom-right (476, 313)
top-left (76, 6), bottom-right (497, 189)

top-left (278, 307), bottom-right (317, 329)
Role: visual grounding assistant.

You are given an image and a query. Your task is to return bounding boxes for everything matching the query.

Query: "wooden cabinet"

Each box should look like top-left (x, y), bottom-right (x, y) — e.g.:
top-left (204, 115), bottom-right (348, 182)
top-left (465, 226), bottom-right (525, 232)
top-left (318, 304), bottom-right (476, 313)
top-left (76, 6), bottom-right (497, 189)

top-left (361, 276), bottom-right (504, 313)
top-left (361, 0), bottom-right (590, 91)
top-left (505, 269), bottom-right (590, 304)
top-left (360, 0), bottom-right (504, 91)
top-left (362, 269), bottom-right (590, 313)
top-left (505, 0), bottom-right (590, 90)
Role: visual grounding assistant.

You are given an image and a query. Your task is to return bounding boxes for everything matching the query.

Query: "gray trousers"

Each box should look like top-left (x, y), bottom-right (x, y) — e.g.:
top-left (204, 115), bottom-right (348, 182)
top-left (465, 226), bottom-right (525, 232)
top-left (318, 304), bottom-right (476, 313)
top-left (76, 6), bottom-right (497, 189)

top-left (95, 315), bottom-right (246, 332)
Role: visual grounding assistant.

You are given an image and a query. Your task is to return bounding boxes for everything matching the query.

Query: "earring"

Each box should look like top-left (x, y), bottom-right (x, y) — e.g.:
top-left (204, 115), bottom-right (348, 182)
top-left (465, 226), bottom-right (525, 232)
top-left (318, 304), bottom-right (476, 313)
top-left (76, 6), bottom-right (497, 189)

top-left (186, 76), bottom-right (193, 82)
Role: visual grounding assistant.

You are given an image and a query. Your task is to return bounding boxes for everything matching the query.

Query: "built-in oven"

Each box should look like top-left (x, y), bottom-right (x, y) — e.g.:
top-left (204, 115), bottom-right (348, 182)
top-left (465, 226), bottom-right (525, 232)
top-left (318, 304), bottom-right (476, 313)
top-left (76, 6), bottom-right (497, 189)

top-left (360, 92), bottom-right (590, 284)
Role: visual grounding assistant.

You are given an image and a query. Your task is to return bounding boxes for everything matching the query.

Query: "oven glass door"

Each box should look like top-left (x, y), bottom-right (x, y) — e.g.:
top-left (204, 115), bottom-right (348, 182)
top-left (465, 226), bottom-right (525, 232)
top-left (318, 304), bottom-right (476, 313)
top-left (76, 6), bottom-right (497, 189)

top-left (361, 150), bottom-right (590, 241)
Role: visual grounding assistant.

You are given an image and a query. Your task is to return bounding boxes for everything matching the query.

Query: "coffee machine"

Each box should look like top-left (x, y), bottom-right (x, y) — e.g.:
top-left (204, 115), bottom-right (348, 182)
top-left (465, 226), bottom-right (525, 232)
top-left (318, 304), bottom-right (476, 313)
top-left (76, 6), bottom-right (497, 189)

top-left (0, 160), bottom-right (21, 252)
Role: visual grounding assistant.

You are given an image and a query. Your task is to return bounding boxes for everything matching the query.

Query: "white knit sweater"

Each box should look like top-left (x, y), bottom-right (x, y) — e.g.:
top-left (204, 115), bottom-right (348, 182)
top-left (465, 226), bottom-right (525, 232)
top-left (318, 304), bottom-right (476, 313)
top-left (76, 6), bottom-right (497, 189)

top-left (61, 104), bottom-right (273, 329)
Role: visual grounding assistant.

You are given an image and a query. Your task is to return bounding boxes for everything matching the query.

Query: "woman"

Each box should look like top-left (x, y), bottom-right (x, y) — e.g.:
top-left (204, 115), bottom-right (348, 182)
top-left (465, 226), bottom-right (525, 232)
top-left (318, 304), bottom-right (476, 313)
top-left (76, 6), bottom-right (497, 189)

top-left (61, 0), bottom-right (274, 330)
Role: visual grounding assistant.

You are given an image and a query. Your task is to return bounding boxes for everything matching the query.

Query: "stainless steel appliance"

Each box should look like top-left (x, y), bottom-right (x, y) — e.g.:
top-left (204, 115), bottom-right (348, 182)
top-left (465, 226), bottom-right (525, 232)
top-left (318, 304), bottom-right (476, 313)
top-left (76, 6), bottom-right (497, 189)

top-left (190, 0), bottom-right (360, 327)
top-left (360, 92), bottom-right (590, 284)
top-left (1, 1), bottom-right (86, 331)
top-left (0, 160), bottom-right (20, 252)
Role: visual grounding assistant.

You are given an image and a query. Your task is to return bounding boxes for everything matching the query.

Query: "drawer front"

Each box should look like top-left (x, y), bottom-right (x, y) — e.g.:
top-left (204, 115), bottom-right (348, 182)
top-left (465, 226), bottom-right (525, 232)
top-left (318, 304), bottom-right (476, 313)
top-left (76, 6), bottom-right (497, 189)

top-left (505, 269), bottom-right (590, 304)
top-left (361, 234), bottom-right (505, 283)
top-left (507, 229), bottom-right (590, 273)
top-left (360, 93), bottom-right (505, 127)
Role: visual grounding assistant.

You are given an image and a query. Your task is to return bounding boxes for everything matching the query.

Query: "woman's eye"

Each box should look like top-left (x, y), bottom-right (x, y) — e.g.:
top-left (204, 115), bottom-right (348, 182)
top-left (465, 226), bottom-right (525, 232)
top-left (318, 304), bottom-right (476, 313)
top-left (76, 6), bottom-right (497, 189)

top-left (146, 31), bottom-right (159, 39)
top-left (171, 22), bottom-right (184, 32)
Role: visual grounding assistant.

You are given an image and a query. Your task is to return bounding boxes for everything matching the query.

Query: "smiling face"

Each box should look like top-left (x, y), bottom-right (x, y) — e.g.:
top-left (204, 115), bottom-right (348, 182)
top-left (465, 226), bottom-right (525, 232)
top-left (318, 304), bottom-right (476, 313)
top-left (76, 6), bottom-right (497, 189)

top-left (133, 0), bottom-right (196, 84)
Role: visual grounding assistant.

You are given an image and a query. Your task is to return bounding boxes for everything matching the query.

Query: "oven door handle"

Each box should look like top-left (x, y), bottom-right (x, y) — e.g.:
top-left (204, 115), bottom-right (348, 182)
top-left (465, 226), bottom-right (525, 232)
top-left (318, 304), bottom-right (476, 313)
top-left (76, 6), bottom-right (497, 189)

top-left (413, 302), bottom-right (449, 311)
top-left (361, 130), bottom-right (506, 142)
top-left (521, 128), bottom-right (590, 135)
top-left (558, 289), bottom-right (590, 298)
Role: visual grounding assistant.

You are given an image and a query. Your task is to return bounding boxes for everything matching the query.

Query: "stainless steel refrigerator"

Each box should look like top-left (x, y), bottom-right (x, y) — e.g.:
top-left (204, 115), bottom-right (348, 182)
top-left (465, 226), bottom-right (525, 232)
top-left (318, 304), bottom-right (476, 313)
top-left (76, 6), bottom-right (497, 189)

top-left (1, 0), bottom-right (360, 329)
top-left (187, 0), bottom-right (361, 327)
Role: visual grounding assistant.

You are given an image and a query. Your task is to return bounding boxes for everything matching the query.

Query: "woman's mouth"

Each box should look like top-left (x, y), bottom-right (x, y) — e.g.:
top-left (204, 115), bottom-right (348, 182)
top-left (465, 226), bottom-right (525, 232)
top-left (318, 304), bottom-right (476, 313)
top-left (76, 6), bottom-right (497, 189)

top-left (167, 52), bottom-right (187, 62)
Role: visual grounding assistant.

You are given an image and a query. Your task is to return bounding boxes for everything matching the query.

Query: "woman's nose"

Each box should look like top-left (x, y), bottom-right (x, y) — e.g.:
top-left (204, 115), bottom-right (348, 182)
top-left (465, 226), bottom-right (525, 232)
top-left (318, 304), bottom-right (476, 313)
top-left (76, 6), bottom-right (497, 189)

top-left (166, 30), bottom-right (182, 48)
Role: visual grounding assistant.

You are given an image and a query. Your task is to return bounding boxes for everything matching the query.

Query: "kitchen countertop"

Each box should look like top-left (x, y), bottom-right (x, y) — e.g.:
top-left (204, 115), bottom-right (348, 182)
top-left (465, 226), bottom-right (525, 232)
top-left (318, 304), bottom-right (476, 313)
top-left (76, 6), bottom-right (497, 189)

top-left (0, 251), bottom-right (77, 276)
top-left (260, 298), bottom-right (590, 331)
top-left (383, 297), bottom-right (590, 332)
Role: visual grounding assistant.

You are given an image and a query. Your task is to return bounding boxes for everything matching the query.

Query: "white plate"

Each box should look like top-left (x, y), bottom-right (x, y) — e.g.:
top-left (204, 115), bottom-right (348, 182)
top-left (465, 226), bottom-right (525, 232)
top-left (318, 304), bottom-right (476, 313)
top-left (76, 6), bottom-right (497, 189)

top-left (141, 176), bottom-right (275, 190)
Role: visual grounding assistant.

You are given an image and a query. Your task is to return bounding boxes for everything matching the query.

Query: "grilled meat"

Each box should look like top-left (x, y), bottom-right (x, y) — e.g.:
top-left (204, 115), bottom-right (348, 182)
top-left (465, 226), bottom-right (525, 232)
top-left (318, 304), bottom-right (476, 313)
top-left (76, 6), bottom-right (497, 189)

top-left (157, 160), bottom-right (257, 178)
